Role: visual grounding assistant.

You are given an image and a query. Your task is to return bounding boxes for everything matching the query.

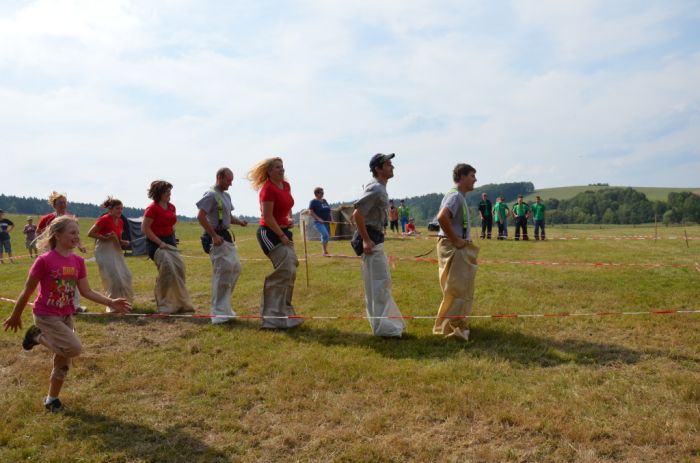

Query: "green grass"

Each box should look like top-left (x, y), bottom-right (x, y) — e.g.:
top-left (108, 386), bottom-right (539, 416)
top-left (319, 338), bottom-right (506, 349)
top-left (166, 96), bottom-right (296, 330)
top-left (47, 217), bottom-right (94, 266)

top-left (1, 215), bottom-right (699, 462)
top-left (524, 185), bottom-right (700, 202)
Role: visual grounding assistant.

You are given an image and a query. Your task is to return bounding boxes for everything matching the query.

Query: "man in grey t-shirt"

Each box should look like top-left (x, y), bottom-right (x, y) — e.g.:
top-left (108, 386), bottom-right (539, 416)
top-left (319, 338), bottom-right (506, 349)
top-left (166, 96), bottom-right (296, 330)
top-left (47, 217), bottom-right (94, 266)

top-left (433, 163), bottom-right (479, 341)
top-left (352, 153), bottom-right (405, 338)
top-left (196, 167), bottom-right (248, 324)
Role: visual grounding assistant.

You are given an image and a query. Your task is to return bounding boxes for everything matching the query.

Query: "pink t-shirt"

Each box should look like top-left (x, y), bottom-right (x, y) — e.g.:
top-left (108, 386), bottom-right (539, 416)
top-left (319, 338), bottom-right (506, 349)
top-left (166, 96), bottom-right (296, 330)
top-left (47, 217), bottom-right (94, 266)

top-left (30, 250), bottom-right (87, 316)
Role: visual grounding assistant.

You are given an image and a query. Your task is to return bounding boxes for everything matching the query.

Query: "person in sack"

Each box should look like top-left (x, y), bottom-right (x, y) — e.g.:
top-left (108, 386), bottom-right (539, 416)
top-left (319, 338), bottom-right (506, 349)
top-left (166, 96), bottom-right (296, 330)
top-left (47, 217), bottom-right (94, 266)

top-left (433, 163), bottom-right (479, 341)
top-left (248, 157), bottom-right (304, 330)
top-left (87, 197), bottom-right (134, 309)
top-left (142, 180), bottom-right (194, 314)
top-left (3, 216), bottom-right (131, 413)
top-left (196, 167), bottom-right (248, 324)
top-left (351, 153), bottom-right (406, 338)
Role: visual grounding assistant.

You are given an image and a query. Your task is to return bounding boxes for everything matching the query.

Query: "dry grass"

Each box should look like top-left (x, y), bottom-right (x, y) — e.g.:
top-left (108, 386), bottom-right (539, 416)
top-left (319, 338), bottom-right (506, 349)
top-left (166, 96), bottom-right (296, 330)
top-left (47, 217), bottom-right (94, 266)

top-left (0, 217), bottom-right (698, 462)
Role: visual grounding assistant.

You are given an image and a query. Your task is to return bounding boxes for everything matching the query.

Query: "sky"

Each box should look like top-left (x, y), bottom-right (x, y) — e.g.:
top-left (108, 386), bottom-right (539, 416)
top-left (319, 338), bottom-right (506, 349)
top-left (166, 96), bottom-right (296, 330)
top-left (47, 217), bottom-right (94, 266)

top-left (1, 0), bottom-right (699, 217)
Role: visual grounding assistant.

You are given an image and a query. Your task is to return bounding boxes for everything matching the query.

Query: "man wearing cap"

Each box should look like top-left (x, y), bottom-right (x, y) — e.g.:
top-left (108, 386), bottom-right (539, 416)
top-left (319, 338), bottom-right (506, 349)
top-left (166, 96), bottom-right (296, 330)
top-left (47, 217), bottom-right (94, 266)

top-left (478, 192), bottom-right (493, 239)
top-left (531, 195), bottom-right (546, 240)
top-left (0, 209), bottom-right (15, 263)
top-left (512, 195), bottom-right (530, 240)
top-left (23, 217), bottom-right (38, 258)
top-left (351, 153), bottom-right (405, 338)
top-left (433, 163), bottom-right (479, 341)
top-left (196, 167), bottom-right (248, 324)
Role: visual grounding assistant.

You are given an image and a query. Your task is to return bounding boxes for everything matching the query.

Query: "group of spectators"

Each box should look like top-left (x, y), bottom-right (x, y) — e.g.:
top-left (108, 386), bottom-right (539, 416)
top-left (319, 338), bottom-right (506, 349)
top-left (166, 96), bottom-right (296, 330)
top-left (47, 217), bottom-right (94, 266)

top-left (478, 193), bottom-right (547, 241)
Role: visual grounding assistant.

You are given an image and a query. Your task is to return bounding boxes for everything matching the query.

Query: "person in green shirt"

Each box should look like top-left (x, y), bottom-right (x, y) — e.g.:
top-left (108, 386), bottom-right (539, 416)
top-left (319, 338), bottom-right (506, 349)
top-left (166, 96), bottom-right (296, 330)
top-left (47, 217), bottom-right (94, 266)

top-left (531, 195), bottom-right (546, 240)
top-left (397, 200), bottom-right (410, 233)
top-left (511, 195), bottom-right (530, 240)
top-left (492, 196), bottom-right (509, 240)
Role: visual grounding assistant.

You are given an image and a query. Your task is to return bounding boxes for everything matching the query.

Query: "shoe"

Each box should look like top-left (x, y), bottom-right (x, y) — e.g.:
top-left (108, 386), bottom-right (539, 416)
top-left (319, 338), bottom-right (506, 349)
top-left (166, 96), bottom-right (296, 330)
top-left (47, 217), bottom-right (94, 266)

top-left (45, 398), bottom-right (64, 413)
top-left (75, 306), bottom-right (88, 313)
top-left (22, 325), bottom-right (42, 351)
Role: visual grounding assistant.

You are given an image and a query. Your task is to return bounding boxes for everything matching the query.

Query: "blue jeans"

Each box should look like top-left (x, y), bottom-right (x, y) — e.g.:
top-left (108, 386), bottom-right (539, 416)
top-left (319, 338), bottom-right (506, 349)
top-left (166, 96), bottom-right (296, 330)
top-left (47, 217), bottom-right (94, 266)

top-left (314, 222), bottom-right (330, 244)
top-left (0, 239), bottom-right (11, 254)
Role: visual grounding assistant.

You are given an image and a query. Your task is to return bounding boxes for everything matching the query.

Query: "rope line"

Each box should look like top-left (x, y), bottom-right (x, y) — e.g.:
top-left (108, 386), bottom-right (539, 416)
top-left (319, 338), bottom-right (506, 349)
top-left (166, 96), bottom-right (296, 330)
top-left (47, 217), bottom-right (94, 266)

top-left (1, 297), bottom-right (698, 321)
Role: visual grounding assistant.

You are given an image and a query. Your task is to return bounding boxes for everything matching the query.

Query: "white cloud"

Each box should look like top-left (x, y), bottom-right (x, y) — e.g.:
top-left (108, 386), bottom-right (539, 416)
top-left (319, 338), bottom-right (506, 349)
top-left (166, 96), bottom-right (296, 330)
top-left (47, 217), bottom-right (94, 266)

top-left (1, 0), bottom-right (698, 217)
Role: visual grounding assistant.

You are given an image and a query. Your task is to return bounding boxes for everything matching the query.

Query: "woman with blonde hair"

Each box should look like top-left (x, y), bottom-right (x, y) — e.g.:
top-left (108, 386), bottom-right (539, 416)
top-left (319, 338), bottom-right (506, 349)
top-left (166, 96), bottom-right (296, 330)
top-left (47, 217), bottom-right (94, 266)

top-left (87, 197), bottom-right (134, 309)
top-left (248, 157), bottom-right (303, 329)
top-left (142, 181), bottom-right (194, 314)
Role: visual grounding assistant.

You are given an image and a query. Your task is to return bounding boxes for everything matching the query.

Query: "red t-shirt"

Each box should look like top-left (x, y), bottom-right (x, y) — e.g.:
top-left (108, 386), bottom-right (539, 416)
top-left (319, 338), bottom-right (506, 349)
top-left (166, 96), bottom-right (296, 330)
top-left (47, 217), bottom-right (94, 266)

top-left (259, 180), bottom-right (294, 227)
top-left (37, 213), bottom-right (57, 235)
top-left (37, 212), bottom-right (77, 234)
top-left (144, 202), bottom-right (177, 237)
top-left (94, 214), bottom-right (123, 239)
top-left (30, 250), bottom-right (87, 316)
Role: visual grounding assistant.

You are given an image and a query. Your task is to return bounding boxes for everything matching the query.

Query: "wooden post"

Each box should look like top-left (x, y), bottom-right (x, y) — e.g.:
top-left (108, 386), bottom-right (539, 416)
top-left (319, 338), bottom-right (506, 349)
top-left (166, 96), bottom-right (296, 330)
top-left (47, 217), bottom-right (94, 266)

top-left (685, 228), bottom-right (690, 248)
top-left (654, 214), bottom-right (658, 243)
top-left (302, 217), bottom-right (310, 287)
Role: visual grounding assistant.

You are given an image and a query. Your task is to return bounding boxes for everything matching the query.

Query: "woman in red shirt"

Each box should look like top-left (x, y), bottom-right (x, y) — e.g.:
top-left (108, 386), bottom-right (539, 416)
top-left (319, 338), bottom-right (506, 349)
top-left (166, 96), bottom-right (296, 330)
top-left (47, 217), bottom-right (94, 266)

top-left (141, 181), bottom-right (193, 314)
top-left (87, 197), bottom-right (133, 308)
top-left (248, 157), bottom-right (303, 329)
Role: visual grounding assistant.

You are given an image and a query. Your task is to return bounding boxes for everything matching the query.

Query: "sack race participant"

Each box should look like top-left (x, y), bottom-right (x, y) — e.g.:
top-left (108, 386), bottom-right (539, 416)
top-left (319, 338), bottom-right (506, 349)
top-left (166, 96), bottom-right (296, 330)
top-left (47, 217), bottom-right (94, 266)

top-left (87, 197), bottom-right (134, 309)
top-left (352, 153), bottom-right (405, 338)
top-left (196, 168), bottom-right (248, 324)
top-left (433, 163), bottom-right (480, 341)
top-left (2, 216), bottom-right (131, 412)
top-left (24, 217), bottom-right (39, 259)
top-left (36, 192), bottom-right (88, 311)
top-left (142, 180), bottom-right (194, 314)
top-left (249, 157), bottom-right (303, 329)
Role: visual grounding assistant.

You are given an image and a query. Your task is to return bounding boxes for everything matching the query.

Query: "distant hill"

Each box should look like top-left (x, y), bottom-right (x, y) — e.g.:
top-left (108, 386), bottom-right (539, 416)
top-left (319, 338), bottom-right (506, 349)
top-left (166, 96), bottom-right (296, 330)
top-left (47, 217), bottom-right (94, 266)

top-left (523, 186), bottom-right (699, 203)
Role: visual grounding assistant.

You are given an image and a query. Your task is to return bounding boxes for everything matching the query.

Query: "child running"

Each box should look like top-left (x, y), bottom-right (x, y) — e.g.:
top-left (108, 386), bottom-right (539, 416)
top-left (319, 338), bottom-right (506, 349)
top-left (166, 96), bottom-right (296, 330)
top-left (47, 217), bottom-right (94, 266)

top-left (2, 216), bottom-right (131, 412)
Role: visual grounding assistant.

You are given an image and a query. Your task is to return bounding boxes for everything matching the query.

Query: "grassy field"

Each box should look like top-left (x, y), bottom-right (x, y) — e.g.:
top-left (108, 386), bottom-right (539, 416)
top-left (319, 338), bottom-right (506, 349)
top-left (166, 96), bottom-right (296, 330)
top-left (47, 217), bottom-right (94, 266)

top-left (0, 213), bottom-right (699, 462)
top-left (523, 185), bottom-right (699, 202)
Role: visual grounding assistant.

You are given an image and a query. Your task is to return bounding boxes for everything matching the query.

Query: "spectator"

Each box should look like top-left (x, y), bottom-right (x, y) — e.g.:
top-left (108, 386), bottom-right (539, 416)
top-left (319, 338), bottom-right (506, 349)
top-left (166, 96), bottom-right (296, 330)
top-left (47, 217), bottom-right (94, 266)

top-left (308, 187), bottom-right (332, 256)
top-left (0, 209), bottom-right (15, 263)
top-left (512, 195), bottom-right (531, 240)
top-left (24, 217), bottom-right (38, 259)
top-left (478, 192), bottom-right (493, 239)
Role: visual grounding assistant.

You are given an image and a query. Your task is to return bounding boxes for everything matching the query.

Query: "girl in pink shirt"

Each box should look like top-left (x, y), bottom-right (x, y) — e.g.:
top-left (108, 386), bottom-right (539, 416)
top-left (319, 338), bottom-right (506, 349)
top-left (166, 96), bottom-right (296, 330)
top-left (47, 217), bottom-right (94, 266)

top-left (3, 216), bottom-right (131, 412)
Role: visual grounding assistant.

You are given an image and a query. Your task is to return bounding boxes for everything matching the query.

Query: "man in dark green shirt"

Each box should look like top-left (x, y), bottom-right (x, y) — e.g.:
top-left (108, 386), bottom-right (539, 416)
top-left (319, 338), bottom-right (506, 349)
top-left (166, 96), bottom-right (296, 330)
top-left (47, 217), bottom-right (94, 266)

top-left (511, 195), bottom-right (530, 240)
top-left (477, 192), bottom-right (493, 239)
top-left (531, 195), bottom-right (546, 240)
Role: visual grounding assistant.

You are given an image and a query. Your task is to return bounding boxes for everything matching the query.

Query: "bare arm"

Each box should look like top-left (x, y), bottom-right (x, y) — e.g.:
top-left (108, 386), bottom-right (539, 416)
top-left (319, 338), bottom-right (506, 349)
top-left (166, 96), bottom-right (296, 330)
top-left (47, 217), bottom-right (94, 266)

top-left (262, 201), bottom-right (290, 246)
top-left (3, 275), bottom-right (40, 332)
top-left (77, 278), bottom-right (131, 314)
top-left (352, 208), bottom-right (374, 255)
top-left (197, 209), bottom-right (224, 247)
top-left (437, 207), bottom-right (467, 249)
top-left (142, 216), bottom-right (168, 250)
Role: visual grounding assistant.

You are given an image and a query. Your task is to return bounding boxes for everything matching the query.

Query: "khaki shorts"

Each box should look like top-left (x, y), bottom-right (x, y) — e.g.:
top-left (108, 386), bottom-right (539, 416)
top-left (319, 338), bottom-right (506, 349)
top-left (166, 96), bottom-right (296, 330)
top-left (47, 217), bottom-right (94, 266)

top-left (33, 315), bottom-right (82, 381)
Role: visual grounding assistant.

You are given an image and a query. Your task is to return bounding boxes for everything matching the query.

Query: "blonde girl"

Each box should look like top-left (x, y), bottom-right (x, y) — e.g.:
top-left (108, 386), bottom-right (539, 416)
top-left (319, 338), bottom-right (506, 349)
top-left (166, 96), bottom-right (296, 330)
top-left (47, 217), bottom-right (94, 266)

top-left (3, 216), bottom-right (131, 412)
top-left (248, 157), bottom-right (303, 329)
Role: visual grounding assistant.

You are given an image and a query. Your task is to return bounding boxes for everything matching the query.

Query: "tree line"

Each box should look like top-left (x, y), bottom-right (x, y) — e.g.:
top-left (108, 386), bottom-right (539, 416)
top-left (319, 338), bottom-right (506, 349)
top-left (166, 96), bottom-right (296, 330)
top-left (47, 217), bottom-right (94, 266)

top-left (544, 188), bottom-right (700, 225)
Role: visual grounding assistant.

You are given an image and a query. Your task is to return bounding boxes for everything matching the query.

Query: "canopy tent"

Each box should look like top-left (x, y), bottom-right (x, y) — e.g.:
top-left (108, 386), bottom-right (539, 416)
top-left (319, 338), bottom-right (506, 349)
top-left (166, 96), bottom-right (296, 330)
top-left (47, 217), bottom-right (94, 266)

top-left (122, 216), bottom-right (148, 256)
top-left (300, 205), bottom-right (355, 242)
